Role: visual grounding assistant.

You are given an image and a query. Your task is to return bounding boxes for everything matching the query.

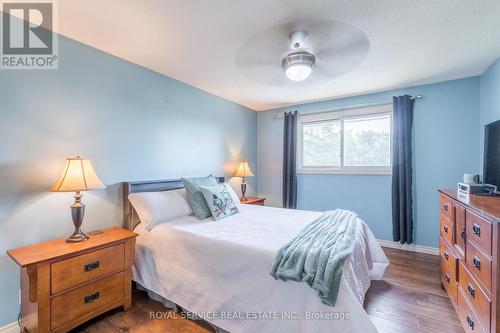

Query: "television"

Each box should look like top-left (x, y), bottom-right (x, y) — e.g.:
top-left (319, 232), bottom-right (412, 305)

top-left (483, 119), bottom-right (500, 195)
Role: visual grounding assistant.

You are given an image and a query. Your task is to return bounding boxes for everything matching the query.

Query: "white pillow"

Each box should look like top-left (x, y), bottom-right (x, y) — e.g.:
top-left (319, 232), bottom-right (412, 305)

top-left (223, 183), bottom-right (241, 206)
top-left (128, 188), bottom-right (193, 230)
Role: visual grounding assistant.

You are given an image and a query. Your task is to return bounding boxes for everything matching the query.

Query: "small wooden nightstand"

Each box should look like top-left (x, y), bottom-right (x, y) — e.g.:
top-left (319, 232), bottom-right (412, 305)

top-left (7, 227), bottom-right (137, 333)
top-left (241, 197), bottom-right (266, 206)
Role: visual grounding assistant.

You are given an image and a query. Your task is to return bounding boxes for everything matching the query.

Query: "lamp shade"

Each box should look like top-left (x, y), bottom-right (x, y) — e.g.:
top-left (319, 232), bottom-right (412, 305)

top-left (50, 156), bottom-right (105, 192)
top-left (234, 161), bottom-right (254, 177)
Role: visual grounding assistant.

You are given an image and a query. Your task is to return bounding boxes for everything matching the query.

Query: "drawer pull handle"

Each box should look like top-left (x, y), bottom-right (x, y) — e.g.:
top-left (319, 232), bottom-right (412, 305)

top-left (443, 225), bottom-right (448, 233)
top-left (443, 203), bottom-right (449, 211)
top-left (84, 291), bottom-right (100, 304)
top-left (466, 315), bottom-right (474, 328)
top-left (472, 256), bottom-right (481, 269)
top-left (84, 260), bottom-right (100, 272)
top-left (444, 273), bottom-right (450, 283)
top-left (467, 284), bottom-right (475, 297)
top-left (444, 252), bottom-right (449, 260)
top-left (472, 224), bottom-right (480, 236)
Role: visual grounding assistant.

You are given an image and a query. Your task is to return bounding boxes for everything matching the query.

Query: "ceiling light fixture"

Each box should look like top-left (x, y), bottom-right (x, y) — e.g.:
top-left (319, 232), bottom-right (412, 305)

top-left (282, 31), bottom-right (315, 82)
top-left (282, 51), bottom-right (315, 82)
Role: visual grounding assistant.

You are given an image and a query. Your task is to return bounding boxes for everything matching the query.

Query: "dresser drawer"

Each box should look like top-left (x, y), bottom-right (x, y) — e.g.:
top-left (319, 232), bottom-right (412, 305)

top-left (458, 261), bottom-right (491, 331)
top-left (440, 194), bottom-right (454, 221)
top-left (454, 203), bottom-right (466, 258)
top-left (441, 261), bottom-right (457, 306)
top-left (466, 210), bottom-right (492, 256)
top-left (458, 286), bottom-right (487, 333)
top-left (466, 240), bottom-right (492, 292)
top-left (51, 243), bottom-right (125, 294)
top-left (51, 271), bottom-right (124, 330)
top-left (440, 237), bottom-right (457, 282)
top-left (440, 214), bottom-right (454, 246)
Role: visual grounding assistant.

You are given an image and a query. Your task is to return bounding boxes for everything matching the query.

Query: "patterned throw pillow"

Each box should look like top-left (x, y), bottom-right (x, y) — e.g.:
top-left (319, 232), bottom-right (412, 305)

top-left (199, 185), bottom-right (239, 221)
top-left (181, 175), bottom-right (218, 219)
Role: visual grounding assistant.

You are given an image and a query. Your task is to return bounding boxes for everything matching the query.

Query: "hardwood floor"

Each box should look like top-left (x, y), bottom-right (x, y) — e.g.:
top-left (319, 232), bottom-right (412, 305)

top-left (364, 247), bottom-right (463, 333)
top-left (72, 247), bottom-right (464, 333)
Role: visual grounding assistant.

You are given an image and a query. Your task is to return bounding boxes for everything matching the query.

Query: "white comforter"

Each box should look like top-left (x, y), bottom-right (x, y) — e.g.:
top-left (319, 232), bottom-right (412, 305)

top-left (132, 204), bottom-right (389, 333)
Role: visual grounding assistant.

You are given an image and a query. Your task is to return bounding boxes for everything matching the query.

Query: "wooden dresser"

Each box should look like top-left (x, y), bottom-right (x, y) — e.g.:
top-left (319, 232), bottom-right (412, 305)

top-left (439, 189), bottom-right (500, 333)
top-left (7, 227), bottom-right (137, 333)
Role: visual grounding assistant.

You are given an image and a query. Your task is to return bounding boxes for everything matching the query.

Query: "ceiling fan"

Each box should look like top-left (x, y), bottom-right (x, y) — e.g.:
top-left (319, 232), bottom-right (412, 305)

top-left (235, 20), bottom-right (369, 86)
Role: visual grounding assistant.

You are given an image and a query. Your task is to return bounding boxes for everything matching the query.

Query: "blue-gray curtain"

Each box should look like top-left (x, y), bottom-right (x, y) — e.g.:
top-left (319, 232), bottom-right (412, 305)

top-left (283, 111), bottom-right (298, 209)
top-left (392, 95), bottom-right (415, 244)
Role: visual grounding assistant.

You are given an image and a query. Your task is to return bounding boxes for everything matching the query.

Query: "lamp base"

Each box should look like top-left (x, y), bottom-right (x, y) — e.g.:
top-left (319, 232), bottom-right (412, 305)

top-left (240, 177), bottom-right (248, 202)
top-left (66, 191), bottom-right (89, 243)
top-left (66, 227), bottom-right (89, 243)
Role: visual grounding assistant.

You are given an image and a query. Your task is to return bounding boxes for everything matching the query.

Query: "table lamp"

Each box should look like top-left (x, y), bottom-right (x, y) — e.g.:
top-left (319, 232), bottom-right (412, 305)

top-left (234, 161), bottom-right (254, 201)
top-left (50, 156), bottom-right (105, 242)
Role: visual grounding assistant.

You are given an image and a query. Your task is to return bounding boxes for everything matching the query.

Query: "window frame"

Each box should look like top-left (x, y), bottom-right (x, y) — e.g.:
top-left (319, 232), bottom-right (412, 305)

top-left (297, 104), bottom-right (393, 175)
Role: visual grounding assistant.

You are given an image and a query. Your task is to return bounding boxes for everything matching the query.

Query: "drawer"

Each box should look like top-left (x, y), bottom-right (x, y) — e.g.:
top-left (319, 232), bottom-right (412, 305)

top-left (466, 240), bottom-right (492, 292)
top-left (454, 203), bottom-right (466, 258)
top-left (441, 260), bottom-right (457, 306)
top-left (466, 210), bottom-right (492, 256)
top-left (440, 194), bottom-right (454, 221)
top-left (440, 238), bottom-right (457, 282)
top-left (51, 243), bottom-right (125, 294)
top-left (51, 271), bottom-right (124, 330)
top-left (457, 286), bottom-right (487, 333)
top-left (440, 214), bottom-right (454, 246)
top-left (458, 261), bottom-right (491, 331)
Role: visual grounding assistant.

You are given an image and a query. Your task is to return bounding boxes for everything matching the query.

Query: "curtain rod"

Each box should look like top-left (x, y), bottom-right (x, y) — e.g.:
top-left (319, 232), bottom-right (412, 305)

top-left (271, 95), bottom-right (423, 119)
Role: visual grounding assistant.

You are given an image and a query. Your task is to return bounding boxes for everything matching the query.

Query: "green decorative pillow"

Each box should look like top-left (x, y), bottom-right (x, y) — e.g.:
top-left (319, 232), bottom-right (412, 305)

top-left (199, 184), bottom-right (239, 221)
top-left (181, 175), bottom-right (218, 219)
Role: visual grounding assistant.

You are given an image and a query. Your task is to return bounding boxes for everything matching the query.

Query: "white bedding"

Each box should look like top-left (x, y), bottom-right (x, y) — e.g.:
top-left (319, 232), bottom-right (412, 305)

top-left (132, 204), bottom-right (389, 333)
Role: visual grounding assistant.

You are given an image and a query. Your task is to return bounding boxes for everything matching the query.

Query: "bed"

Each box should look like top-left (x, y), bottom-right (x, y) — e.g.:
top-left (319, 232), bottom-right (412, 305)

top-left (123, 178), bottom-right (389, 333)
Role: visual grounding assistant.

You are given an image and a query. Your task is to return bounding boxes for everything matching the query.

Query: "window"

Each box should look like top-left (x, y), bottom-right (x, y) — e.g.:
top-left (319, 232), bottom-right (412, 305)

top-left (297, 105), bottom-right (392, 174)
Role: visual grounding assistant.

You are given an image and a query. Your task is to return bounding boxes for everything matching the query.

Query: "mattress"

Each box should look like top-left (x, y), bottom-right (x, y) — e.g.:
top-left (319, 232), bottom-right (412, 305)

top-left (132, 204), bottom-right (389, 333)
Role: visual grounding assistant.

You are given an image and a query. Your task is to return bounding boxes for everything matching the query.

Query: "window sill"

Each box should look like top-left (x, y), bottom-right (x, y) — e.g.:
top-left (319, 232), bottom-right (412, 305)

top-left (298, 168), bottom-right (392, 175)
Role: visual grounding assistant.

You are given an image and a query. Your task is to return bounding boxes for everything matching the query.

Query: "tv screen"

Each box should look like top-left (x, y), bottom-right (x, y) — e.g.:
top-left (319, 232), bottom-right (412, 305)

top-left (484, 119), bottom-right (500, 190)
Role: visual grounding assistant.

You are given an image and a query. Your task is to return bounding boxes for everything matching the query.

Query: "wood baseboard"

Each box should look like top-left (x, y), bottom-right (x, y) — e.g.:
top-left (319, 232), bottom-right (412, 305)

top-left (377, 239), bottom-right (439, 255)
top-left (0, 322), bottom-right (19, 333)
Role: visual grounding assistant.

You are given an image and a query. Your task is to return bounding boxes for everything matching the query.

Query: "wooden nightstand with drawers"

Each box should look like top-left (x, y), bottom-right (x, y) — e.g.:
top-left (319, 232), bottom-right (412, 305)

top-left (7, 227), bottom-right (137, 333)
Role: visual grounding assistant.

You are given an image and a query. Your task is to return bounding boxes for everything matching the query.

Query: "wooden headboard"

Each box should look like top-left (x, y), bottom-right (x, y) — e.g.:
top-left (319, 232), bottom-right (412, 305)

top-left (122, 176), bottom-right (225, 231)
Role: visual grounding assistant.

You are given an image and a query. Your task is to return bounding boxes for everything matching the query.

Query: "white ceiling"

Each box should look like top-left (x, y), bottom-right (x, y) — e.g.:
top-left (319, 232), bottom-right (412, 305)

top-left (23, 1), bottom-right (500, 110)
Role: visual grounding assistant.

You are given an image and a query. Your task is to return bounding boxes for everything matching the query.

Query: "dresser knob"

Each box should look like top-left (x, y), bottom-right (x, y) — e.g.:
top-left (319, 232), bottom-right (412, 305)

top-left (472, 256), bottom-right (481, 269)
top-left (84, 260), bottom-right (100, 272)
top-left (443, 225), bottom-right (448, 233)
top-left (445, 273), bottom-right (450, 283)
top-left (84, 291), bottom-right (100, 304)
top-left (472, 224), bottom-right (481, 236)
top-left (444, 252), bottom-right (449, 260)
top-left (467, 284), bottom-right (475, 297)
top-left (443, 203), bottom-right (449, 211)
top-left (466, 315), bottom-right (474, 328)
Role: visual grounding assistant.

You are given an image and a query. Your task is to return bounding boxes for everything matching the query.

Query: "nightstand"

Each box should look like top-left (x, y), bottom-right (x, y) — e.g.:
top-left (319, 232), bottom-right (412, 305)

top-left (7, 227), bottom-right (137, 333)
top-left (241, 197), bottom-right (266, 206)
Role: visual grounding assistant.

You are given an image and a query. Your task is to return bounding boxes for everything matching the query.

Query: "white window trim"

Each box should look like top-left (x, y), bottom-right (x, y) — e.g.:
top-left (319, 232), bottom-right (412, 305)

top-left (297, 104), bottom-right (393, 175)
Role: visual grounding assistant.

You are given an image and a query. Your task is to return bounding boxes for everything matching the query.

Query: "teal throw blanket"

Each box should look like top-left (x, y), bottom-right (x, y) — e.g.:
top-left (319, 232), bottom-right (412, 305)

top-left (270, 209), bottom-right (358, 306)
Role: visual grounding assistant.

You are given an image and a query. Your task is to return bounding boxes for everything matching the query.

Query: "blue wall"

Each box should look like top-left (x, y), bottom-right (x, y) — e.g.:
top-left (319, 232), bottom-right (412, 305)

top-left (258, 77), bottom-right (481, 247)
top-left (480, 58), bottom-right (500, 169)
top-left (0, 35), bottom-right (257, 325)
